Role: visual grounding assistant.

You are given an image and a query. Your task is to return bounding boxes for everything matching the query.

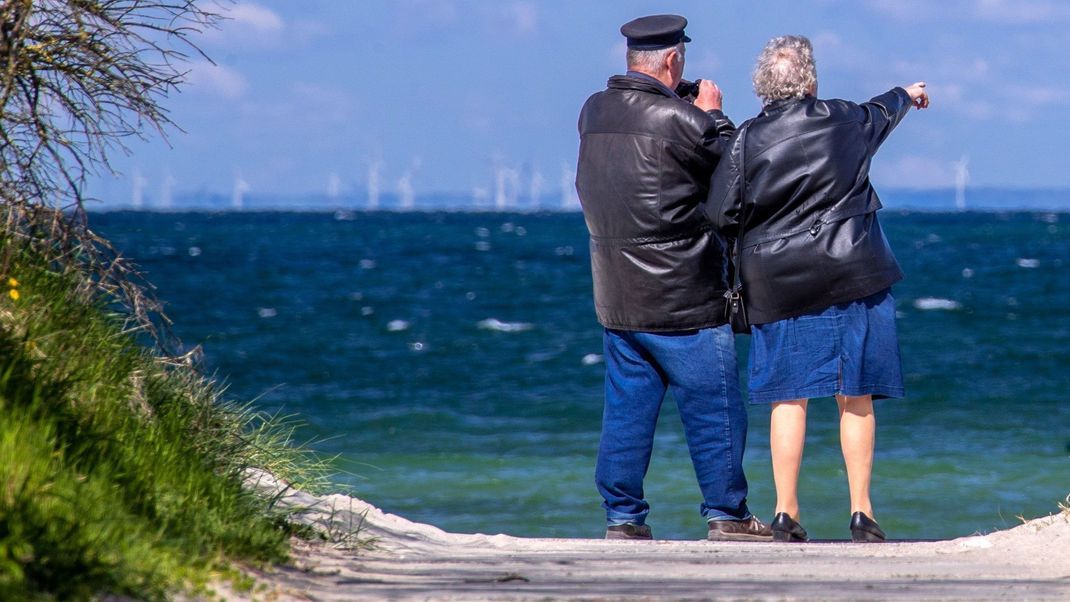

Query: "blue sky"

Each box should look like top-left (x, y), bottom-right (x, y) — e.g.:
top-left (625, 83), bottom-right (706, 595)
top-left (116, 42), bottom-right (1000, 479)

top-left (90, 0), bottom-right (1070, 207)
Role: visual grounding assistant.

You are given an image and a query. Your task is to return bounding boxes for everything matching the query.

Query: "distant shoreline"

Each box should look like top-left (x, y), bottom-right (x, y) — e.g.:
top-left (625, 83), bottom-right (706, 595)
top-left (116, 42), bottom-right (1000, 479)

top-left (84, 205), bottom-right (1070, 214)
top-left (83, 186), bottom-right (1070, 213)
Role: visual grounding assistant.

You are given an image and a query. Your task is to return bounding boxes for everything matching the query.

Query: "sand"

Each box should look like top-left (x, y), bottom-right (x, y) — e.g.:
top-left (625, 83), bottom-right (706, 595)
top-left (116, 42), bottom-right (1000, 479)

top-left (217, 469), bottom-right (1070, 601)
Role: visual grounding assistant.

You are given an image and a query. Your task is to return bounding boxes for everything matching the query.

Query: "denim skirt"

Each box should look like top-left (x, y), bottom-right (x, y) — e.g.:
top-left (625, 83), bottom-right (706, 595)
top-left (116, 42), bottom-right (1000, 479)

top-left (747, 288), bottom-right (905, 404)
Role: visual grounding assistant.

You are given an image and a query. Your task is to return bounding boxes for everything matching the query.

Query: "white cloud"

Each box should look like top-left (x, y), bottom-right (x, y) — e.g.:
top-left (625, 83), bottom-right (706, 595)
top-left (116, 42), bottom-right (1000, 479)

top-left (886, 58), bottom-right (1003, 121)
top-left (872, 155), bottom-right (958, 188)
top-left (889, 54), bottom-right (1068, 122)
top-left (203, 2), bottom-right (286, 47)
top-left (1003, 84), bottom-right (1070, 122)
top-left (903, 57), bottom-right (988, 82)
top-left (186, 61), bottom-right (248, 99)
top-left (227, 3), bottom-right (284, 33)
top-left (809, 22), bottom-right (1065, 124)
top-left (932, 83), bottom-right (995, 120)
top-left (811, 31), bottom-right (874, 71)
top-left (931, 80), bottom-right (1069, 123)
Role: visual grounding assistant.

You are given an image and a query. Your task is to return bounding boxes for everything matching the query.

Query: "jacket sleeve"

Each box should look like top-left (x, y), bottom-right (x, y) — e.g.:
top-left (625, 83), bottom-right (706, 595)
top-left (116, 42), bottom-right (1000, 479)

top-left (703, 129), bottom-right (744, 239)
top-left (696, 109), bottom-right (737, 165)
top-left (860, 87), bottom-right (913, 154)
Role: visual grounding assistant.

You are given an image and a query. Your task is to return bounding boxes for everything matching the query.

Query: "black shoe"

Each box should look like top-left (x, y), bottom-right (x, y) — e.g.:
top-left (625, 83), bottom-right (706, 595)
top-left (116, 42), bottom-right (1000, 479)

top-left (850, 512), bottom-right (886, 542)
top-left (770, 512), bottom-right (809, 542)
top-left (707, 516), bottom-right (773, 541)
top-left (605, 523), bottom-right (653, 540)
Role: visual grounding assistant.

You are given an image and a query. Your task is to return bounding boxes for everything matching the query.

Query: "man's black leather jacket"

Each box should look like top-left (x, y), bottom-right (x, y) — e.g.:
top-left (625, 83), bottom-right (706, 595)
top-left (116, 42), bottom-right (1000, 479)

top-left (705, 88), bottom-right (913, 325)
top-left (576, 74), bottom-right (736, 331)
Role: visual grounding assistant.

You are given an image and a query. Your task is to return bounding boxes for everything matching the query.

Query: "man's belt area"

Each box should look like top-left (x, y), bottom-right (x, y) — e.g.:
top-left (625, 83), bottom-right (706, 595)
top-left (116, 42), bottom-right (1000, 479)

top-left (589, 223), bottom-right (713, 247)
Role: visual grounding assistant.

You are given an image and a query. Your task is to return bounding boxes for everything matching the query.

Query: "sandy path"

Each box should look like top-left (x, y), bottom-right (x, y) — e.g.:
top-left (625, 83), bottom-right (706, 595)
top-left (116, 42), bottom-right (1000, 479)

top-left (226, 470), bottom-right (1070, 601)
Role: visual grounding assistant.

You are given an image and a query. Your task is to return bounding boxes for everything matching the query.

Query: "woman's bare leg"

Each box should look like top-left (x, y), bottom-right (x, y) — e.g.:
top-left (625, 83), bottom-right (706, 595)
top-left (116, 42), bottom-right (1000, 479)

top-left (770, 399), bottom-right (808, 519)
top-left (836, 394), bottom-right (876, 517)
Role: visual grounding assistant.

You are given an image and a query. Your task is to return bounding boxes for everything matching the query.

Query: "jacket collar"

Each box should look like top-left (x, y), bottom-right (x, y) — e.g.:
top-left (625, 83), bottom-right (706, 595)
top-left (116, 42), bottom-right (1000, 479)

top-left (607, 73), bottom-right (676, 99)
top-left (761, 95), bottom-right (814, 116)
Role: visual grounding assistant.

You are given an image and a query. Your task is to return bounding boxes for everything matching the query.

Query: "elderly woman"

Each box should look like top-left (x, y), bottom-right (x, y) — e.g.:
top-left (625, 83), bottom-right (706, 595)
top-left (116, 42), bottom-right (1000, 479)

top-left (705, 35), bottom-right (929, 542)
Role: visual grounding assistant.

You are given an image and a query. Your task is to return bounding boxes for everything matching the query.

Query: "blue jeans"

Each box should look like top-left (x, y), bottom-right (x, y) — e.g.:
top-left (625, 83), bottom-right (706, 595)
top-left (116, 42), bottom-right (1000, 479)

top-left (596, 325), bottom-right (752, 526)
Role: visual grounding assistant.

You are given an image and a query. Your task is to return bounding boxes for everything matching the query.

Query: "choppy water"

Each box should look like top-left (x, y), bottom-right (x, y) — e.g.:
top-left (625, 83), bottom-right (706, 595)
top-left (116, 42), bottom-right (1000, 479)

top-left (95, 209), bottom-right (1070, 541)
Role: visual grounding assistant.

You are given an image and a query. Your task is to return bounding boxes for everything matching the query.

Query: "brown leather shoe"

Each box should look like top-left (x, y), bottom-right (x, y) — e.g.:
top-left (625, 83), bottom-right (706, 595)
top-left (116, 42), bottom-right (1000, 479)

top-left (605, 523), bottom-right (653, 540)
top-left (707, 516), bottom-right (773, 541)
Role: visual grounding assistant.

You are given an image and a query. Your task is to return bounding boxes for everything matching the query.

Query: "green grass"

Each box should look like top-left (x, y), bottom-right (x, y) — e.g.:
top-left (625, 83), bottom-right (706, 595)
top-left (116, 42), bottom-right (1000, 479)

top-left (0, 236), bottom-right (324, 599)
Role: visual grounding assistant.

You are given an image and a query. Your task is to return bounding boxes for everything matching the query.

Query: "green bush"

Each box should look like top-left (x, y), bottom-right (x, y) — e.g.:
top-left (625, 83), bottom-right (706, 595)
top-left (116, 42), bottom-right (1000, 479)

top-left (0, 236), bottom-right (315, 599)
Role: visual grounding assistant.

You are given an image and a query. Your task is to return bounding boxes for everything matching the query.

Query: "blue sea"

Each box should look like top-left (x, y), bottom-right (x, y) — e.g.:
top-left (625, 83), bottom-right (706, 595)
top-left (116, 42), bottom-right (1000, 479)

top-left (94, 209), bottom-right (1070, 541)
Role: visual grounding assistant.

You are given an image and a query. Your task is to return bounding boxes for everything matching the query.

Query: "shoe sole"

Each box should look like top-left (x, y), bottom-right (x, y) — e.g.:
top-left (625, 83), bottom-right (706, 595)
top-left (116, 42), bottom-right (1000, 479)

top-left (707, 533), bottom-right (774, 542)
top-left (772, 530), bottom-right (808, 542)
top-left (851, 530), bottom-right (885, 543)
top-left (605, 532), bottom-right (653, 541)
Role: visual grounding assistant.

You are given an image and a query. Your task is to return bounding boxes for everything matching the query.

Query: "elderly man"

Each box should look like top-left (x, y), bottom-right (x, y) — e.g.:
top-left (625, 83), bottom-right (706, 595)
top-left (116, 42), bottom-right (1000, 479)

top-left (575, 14), bottom-right (770, 541)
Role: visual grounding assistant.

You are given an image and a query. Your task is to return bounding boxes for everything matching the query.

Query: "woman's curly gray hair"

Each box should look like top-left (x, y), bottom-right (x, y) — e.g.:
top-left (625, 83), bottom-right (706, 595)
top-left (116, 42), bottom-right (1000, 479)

top-left (752, 35), bottom-right (817, 106)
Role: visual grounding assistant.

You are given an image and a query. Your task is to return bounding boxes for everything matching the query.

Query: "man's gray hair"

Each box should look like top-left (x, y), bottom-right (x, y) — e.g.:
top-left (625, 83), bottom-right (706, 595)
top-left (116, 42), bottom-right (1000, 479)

top-left (626, 42), bottom-right (684, 73)
top-left (752, 35), bottom-right (817, 106)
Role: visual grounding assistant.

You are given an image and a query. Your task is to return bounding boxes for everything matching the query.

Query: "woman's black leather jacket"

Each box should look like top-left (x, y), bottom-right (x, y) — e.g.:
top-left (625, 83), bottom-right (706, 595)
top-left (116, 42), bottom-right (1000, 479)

top-left (705, 88), bottom-right (913, 325)
top-left (576, 74), bottom-right (736, 331)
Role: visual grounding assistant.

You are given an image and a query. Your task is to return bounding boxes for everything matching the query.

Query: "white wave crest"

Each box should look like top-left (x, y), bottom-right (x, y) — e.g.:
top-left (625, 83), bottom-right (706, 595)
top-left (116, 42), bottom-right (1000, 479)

top-left (477, 318), bottom-right (533, 333)
top-left (387, 319), bottom-right (410, 332)
top-left (913, 297), bottom-right (962, 311)
top-left (581, 353), bottom-right (603, 366)
top-left (1016, 258), bottom-right (1040, 269)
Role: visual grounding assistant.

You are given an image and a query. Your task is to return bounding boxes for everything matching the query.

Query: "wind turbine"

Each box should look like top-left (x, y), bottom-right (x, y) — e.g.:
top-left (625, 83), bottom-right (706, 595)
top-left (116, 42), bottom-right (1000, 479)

top-left (131, 170), bottom-right (147, 209)
top-left (327, 172), bottom-right (341, 201)
top-left (398, 157), bottom-right (421, 210)
top-left (398, 172), bottom-right (414, 210)
top-left (954, 155), bottom-right (969, 211)
top-left (560, 163), bottom-right (579, 210)
top-left (232, 174), bottom-right (249, 210)
top-left (367, 160), bottom-right (382, 210)
top-left (494, 166), bottom-right (519, 210)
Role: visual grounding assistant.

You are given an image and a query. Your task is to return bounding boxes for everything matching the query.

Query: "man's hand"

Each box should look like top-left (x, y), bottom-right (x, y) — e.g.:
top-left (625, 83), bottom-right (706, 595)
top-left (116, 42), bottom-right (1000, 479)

top-left (904, 81), bottom-right (929, 110)
top-left (694, 79), bottom-right (723, 112)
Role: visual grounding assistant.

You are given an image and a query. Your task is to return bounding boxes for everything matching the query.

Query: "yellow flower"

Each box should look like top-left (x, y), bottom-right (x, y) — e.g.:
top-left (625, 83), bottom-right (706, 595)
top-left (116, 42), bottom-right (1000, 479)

top-left (8, 289), bottom-right (19, 301)
top-left (7, 278), bottom-right (17, 287)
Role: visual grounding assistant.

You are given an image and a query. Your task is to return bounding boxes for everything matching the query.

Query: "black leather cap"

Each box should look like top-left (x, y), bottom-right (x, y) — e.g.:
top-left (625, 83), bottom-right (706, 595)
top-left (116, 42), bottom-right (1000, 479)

top-left (620, 14), bottom-right (691, 50)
